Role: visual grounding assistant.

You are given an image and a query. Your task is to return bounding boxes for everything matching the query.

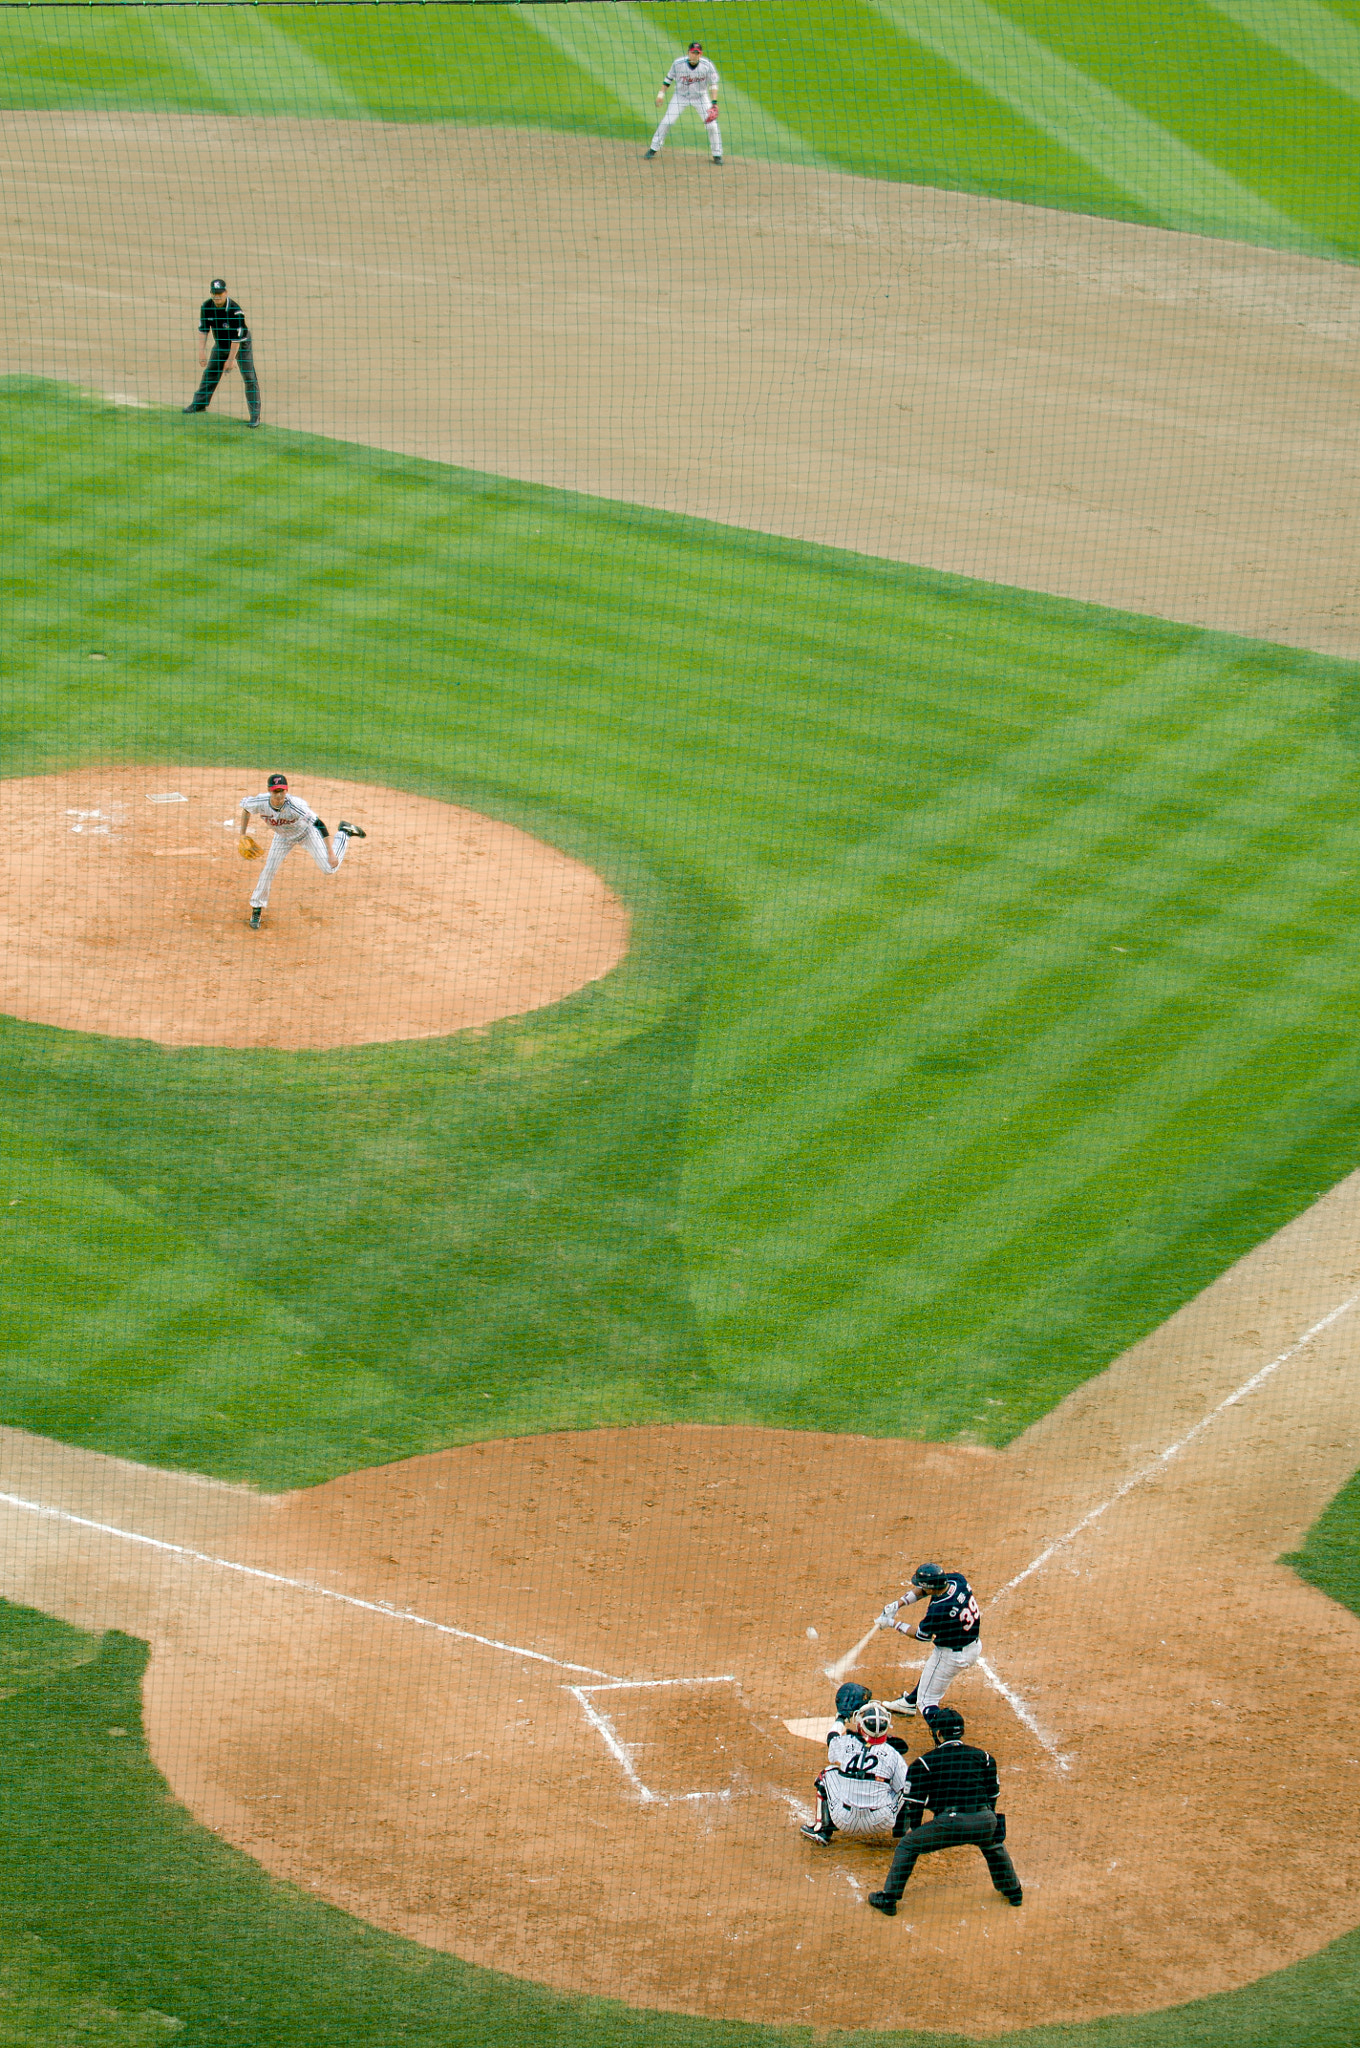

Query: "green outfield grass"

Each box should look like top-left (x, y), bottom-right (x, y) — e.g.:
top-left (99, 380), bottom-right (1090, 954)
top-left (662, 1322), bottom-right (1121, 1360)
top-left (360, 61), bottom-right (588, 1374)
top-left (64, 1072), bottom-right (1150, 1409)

top-left (2, 1), bottom-right (1358, 256)
top-left (1, 1597), bottom-right (1358, 2048)
top-left (6, 375), bottom-right (1360, 1487)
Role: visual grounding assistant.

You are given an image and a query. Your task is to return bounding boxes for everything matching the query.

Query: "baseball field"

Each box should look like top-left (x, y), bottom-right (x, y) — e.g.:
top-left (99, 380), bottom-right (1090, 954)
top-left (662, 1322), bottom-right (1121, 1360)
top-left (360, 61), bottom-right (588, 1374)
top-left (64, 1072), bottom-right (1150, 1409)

top-left (3, 2), bottom-right (1360, 2042)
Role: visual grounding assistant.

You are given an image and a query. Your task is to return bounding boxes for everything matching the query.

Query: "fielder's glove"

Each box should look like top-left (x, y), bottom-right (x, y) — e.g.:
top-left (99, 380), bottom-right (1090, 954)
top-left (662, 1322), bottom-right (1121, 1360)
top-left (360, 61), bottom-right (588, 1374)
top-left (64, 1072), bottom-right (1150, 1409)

top-left (704, 103), bottom-right (719, 123)
top-left (238, 834), bottom-right (262, 860)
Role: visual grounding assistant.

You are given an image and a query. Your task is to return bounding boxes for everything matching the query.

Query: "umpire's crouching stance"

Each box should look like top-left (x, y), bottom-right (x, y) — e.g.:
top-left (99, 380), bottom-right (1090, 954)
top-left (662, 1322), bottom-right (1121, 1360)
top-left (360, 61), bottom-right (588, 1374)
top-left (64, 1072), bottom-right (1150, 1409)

top-left (184, 278), bottom-right (261, 425)
top-left (868, 1708), bottom-right (1022, 1915)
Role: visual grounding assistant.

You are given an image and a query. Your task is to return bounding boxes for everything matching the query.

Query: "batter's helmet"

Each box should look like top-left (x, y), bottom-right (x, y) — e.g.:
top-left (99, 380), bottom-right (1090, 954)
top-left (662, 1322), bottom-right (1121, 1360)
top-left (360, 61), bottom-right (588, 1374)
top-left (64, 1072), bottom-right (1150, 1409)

top-left (835, 1681), bottom-right (872, 1720)
top-left (911, 1562), bottom-right (947, 1590)
top-left (928, 1706), bottom-right (964, 1744)
top-left (854, 1701), bottom-right (894, 1740)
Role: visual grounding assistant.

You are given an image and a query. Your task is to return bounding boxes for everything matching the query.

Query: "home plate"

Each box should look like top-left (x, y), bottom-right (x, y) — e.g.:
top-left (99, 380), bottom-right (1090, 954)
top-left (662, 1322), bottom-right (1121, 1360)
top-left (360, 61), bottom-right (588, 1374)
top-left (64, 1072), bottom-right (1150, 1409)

top-left (784, 1716), bottom-right (837, 1742)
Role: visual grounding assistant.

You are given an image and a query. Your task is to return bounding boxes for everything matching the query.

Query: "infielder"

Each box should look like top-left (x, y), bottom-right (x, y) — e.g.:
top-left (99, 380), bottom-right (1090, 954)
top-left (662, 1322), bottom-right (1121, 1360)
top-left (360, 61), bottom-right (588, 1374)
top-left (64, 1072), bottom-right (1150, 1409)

top-left (237, 773), bottom-right (366, 930)
top-left (801, 1685), bottom-right (911, 1846)
top-left (877, 1562), bottom-right (981, 1720)
top-left (867, 1707), bottom-right (1022, 1915)
top-left (646, 42), bottom-right (723, 163)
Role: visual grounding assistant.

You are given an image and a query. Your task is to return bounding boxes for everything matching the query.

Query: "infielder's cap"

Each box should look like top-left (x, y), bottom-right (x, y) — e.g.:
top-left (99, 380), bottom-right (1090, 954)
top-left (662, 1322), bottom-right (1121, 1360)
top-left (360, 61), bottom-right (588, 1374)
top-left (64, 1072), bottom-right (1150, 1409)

top-left (210, 278), bottom-right (228, 292)
top-left (688, 41), bottom-right (703, 51)
top-left (267, 773), bottom-right (288, 789)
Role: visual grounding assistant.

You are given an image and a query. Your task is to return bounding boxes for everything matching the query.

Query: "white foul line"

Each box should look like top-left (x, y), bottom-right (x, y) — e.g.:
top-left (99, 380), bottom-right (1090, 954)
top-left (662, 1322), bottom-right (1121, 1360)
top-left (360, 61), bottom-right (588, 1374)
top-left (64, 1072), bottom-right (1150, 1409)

top-left (992, 1288), bottom-right (1360, 1605)
top-left (977, 1655), bottom-right (1070, 1771)
top-left (564, 1677), bottom-right (739, 1804)
top-left (0, 1488), bottom-right (618, 1680)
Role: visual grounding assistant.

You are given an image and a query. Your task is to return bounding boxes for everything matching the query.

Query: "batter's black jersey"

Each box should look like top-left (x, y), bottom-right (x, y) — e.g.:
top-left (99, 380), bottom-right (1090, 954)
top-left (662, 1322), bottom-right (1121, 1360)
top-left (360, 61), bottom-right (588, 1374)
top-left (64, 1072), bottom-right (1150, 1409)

top-left (199, 297), bottom-right (250, 345)
top-left (903, 1740), bottom-right (999, 1821)
top-left (916, 1572), bottom-right (981, 1650)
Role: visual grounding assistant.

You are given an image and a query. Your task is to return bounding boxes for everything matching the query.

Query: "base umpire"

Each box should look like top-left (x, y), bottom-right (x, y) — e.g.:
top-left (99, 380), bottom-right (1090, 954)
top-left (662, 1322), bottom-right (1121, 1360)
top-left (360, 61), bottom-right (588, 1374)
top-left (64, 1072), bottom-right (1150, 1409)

top-left (183, 278), bottom-right (261, 426)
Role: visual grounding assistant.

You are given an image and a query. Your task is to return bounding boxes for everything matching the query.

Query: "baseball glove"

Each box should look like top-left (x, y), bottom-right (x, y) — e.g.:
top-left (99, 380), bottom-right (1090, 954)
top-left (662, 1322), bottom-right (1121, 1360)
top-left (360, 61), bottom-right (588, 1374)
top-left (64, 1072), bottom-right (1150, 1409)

top-left (704, 103), bottom-right (718, 123)
top-left (238, 834), bottom-right (262, 861)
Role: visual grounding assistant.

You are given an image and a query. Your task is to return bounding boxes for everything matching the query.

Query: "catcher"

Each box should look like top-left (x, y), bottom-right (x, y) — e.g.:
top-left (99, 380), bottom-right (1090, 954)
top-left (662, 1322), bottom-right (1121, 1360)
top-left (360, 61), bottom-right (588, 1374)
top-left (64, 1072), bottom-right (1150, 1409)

top-left (800, 1683), bottom-right (911, 1846)
top-left (237, 773), bottom-right (366, 931)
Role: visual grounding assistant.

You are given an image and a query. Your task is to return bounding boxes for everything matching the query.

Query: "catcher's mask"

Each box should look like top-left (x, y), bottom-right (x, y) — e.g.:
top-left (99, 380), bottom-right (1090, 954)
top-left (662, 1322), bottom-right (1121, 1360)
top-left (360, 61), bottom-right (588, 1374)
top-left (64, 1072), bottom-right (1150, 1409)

top-left (835, 1681), bottom-right (872, 1721)
top-left (928, 1706), bottom-right (965, 1745)
top-left (854, 1701), bottom-right (894, 1741)
top-left (911, 1562), bottom-right (947, 1590)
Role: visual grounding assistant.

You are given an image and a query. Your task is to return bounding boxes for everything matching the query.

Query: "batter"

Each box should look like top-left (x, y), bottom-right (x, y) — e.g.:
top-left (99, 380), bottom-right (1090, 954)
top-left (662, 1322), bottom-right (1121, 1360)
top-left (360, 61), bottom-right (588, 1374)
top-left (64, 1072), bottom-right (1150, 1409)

top-left (237, 773), bottom-right (366, 930)
top-left (877, 1562), bottom-right (982, 1721)
top-left (646, 42), bottom-right (723, 164)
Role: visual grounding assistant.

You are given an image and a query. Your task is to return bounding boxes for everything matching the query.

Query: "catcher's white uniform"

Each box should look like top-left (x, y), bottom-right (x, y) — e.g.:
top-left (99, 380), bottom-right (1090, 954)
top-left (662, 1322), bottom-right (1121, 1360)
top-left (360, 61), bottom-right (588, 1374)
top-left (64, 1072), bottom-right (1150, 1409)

top-left (815, 1727), bottom-right (911, 1839)
top-left (649, 52), bottom-right (723, 159)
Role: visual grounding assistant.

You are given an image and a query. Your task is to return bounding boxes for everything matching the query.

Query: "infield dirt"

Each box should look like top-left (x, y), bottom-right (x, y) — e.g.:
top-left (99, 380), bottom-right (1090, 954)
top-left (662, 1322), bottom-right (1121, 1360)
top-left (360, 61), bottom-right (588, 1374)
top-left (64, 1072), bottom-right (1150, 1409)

top-left (4, 114), bottom-right (1360, 657)
top-left (4, 106), bottom-right (1360, 2036)
top-left (3, 1164), bottom-right (1360, 2033)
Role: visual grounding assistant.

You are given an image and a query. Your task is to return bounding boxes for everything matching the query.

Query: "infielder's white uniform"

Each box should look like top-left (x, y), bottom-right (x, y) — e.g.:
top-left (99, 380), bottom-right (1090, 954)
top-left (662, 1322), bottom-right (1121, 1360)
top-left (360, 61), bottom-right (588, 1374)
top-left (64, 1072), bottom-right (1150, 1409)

top-left (241, 792), bottom-right (354, 910)
top-left (816, 1727), bottom-right (911, 1839)
top-left (650, 53), bottom-right (723, 158)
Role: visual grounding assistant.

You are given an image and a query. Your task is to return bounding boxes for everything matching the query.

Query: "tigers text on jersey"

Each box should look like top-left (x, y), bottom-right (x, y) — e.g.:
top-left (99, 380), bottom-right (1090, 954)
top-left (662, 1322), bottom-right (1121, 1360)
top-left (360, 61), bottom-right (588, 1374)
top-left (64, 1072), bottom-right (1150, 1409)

top-left (241, 792), bottom-right (318, 841)
top-left (664, 54), bottom-right (720, 103)
top-left (915, 1574), bottom-right (981, 1650)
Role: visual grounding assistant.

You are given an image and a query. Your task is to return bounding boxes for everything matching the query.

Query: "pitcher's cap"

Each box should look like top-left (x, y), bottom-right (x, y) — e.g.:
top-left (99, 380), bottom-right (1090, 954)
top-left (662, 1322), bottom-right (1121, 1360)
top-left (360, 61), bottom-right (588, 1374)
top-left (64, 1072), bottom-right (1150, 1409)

top-left (267, 773), bottom-right (288, 790)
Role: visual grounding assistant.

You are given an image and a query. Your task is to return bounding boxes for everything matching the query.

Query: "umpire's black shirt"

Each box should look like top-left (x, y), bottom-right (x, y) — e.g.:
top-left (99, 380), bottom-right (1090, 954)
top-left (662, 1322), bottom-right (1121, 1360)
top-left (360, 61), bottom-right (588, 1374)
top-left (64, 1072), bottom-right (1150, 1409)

top-left (903, 1740), bottom-right (1000, 1823)
top-left (199, 297), bottom-right (250, 346)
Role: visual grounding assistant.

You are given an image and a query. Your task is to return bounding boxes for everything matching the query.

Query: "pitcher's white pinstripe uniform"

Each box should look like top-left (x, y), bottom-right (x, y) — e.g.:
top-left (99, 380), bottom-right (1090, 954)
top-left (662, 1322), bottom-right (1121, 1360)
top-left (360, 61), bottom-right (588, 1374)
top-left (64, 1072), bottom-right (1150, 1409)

top-left (240, 791), bottom-right (354, 911)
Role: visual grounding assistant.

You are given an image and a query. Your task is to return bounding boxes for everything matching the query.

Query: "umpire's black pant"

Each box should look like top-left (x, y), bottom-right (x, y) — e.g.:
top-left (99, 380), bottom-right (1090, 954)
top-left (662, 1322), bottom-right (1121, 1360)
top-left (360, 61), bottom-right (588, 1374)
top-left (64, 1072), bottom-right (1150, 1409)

top-left (188, 337), bottom-right (260, 421)
top-left (880, 1808), bottom-right (1022, 1904)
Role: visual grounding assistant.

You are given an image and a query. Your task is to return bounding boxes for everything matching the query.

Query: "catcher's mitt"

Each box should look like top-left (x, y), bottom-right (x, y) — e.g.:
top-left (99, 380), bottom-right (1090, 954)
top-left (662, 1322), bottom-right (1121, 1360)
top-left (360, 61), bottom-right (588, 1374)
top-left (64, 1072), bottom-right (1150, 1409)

top-left (238, 834), bottom-right (262, 861)
top-left (704, 103), bottom-right (718, 123)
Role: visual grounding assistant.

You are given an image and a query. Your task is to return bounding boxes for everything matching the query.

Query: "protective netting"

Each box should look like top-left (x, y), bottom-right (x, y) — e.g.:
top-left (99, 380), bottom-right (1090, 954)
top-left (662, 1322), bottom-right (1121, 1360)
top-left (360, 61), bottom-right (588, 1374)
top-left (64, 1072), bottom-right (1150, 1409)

top-left (3, 4), bottom-right (1360, 2043)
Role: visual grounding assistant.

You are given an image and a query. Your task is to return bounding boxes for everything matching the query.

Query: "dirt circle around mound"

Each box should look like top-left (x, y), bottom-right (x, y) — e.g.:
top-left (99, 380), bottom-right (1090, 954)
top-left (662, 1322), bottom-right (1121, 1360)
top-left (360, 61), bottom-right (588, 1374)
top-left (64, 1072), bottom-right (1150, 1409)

top-left (0, 768), bottom-right (629, 1049)
top-left (134, 1418), bottom-right (1360, 2037)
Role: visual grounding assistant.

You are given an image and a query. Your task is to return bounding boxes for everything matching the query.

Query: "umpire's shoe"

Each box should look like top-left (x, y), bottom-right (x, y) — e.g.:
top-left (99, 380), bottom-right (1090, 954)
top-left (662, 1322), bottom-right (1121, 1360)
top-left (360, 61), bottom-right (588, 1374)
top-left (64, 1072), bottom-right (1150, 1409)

top-left (867, 1892), bottom-right (897, 1917)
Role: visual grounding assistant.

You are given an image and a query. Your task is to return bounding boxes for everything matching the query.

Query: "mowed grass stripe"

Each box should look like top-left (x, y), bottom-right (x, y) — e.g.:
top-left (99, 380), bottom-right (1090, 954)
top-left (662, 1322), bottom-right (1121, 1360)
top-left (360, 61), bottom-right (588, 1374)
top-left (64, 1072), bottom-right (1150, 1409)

top-left (685, 660), bottom-right (1299, 1179)
top-left (737, 643), bottom-right (1251, 948)
top-left (695, 805), bottom-right (1356, 1319)
top-left (869, 0), bottom-right (1334, 252)
top-left (689, 806), bottom-right (1356, 1324)
top-left (1199, 0), bottom-right (1360, 109)
top-left (693, 813), bottom-right (1355, 1290)
top-left (782, 945), bottom-right (1356, 1367)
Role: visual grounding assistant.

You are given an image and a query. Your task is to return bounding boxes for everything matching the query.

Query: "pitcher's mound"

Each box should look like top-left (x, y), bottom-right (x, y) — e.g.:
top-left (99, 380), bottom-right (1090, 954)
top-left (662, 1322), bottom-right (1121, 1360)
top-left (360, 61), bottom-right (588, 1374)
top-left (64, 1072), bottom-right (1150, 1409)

top-left (0, 767), bottom-right (629, 1049)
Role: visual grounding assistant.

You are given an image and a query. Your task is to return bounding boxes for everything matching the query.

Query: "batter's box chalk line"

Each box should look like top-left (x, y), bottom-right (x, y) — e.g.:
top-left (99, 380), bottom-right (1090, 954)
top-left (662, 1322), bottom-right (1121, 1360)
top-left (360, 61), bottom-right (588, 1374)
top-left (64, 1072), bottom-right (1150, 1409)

top-left (564, 1675), bottom-right (744, 1805)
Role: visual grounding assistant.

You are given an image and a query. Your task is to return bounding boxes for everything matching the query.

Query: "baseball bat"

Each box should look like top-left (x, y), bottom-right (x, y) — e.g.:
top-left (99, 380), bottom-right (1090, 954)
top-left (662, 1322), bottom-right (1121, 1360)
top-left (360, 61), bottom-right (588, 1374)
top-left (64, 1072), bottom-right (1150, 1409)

top-left (823, 1621), bottom-right (881, 1684)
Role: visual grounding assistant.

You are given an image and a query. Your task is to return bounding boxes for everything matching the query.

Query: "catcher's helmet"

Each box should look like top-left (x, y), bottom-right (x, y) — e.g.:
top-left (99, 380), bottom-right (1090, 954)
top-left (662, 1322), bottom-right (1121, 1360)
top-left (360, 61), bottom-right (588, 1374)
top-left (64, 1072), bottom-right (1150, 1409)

top-left (835, 1681), bottom-right (872, 1720)
top-left (928, 1706), bottom-right (964, 1744)
top-left (911, 1561), bottom-right (947, 1590)
top-left (854, 1701), bottom-right (894, 1740)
